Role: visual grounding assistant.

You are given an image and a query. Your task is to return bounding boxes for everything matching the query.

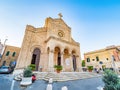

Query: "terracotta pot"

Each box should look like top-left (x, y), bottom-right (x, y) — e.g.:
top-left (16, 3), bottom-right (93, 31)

top-left (56, 70), bottom-right (61, 73)
top-left (88, 70), bottom-right (92, 72)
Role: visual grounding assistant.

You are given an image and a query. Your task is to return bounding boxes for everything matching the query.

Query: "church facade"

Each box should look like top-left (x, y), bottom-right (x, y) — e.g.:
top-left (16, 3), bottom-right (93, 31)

top-left (16, 15), bottom-right (81, 72)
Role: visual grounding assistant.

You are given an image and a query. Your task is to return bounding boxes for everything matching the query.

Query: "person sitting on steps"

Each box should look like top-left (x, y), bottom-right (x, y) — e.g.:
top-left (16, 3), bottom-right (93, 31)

top-left (32, 74), bottom-right (36, 83)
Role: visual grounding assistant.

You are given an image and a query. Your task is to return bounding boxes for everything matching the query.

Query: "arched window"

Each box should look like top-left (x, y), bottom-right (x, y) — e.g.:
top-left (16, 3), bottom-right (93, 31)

top-left (87, 58), bottom-right (90, 62)
top-left (96, 56), bottom-right (99, 61)
top-left (6, 51), bottom-right (10, 56)
top-left (12, 52), bottom-right (16, 57)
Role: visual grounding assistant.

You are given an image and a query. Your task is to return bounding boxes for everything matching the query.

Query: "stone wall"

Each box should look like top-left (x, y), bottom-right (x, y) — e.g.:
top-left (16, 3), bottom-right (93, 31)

top-left (0, 45), bottom-right (20, 66)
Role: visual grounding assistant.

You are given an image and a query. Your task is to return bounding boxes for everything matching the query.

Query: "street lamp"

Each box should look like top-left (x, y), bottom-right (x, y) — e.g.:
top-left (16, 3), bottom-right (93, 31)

top-left (0, 37), bottom-right (8, 59)
top-left (0, 39), bottom-right (3, 59)
top-left (3, 38), bottom-right (8, 46)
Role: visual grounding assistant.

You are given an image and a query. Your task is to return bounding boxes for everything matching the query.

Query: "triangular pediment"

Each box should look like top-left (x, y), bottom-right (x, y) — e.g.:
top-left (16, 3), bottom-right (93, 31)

top-left (54, 18), bottom-right (71, 29)
top-left (44, 17), bottom-right (71, 30)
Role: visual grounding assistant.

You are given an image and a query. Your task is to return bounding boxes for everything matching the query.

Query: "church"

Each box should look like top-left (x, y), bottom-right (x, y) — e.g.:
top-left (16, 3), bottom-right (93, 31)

top-left (16, 14), bottom-right (81, 72)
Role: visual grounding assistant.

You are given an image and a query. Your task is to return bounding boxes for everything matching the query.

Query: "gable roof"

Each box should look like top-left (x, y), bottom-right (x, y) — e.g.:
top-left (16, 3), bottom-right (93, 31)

top-left (44, 17), bottom-right (71, 30)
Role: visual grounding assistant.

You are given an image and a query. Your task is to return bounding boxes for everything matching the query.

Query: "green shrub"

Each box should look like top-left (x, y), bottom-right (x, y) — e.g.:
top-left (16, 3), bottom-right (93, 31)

top-left (87, 66), bottom-right (93, 71)
top-left (82, 60), bottom-right (85, 67)
top-left (54, 65), bottom-right (63, 71)
top-left (28, 64), bottom-right (36, 71)
top-left (116, 84), bottom-right (120, 90)
top-left (23, 67), bottom-right (32, 77)
top-left (102, 69), bottom-right (120, 90)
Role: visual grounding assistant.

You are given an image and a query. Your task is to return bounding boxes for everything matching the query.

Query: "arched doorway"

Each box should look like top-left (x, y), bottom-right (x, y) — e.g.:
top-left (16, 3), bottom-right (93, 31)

top-left (72, 50), bottom-right (77, 71)
top-left (72, 55), bottom-right (77, 71)
top-left (31, 48), bottom-right (40, 71)
top-left (58, 52), bottom-right (61, 65)
top-left (54, 47), bottom-right (61, 65)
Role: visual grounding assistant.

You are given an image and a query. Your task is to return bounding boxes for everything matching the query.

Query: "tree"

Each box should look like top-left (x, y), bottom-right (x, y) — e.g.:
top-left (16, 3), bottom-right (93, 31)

top-left (82, 60), bottom-right (85, 67)
top-left (23, 67), bottom-right (32, 77)
top-left (102, 69), bottom-right (120, 90)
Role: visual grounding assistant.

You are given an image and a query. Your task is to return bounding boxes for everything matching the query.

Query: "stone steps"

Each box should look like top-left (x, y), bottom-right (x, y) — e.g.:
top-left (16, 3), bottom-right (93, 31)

top-left (36, 72), bottom-right (101, 82)
top-left (13, 71), bottom-right (101, 82)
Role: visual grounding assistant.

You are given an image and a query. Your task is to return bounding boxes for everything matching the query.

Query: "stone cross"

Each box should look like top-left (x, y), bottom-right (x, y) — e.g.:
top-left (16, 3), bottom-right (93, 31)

top-left (58, 13), bottom-right (63, 18)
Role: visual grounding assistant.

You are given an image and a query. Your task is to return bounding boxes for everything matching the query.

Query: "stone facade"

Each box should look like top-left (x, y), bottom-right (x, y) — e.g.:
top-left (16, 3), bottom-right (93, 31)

top-left (84, 45), bottom-right (120, 70)
top-left (16, 16), bottom-right (81, 72)
top-left (0, 45), bottom-right (20, 66)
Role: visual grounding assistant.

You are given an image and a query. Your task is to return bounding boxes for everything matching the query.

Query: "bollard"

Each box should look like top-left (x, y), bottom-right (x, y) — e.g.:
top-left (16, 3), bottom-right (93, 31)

top-left (49, 78), bottom-right (53, 84)
top-left (97, 86), bottom-right (103, 90)
top-left (46, 84), bottom-right (52, 90)
top-left (61, 86), bottom-right (68, 90)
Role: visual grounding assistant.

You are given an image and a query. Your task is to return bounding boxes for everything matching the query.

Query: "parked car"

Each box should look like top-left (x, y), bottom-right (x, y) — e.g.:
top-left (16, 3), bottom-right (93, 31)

top-left (0, 66), bottom-right (13, 74)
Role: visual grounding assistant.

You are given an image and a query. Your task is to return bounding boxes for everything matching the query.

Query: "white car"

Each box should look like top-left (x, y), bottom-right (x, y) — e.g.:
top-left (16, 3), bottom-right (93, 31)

top-left (0, 66), bottom-right (12, 74)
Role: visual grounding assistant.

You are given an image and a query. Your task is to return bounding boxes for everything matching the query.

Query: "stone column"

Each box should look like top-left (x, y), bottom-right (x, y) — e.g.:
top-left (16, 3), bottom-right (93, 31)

top-left (61, 49), bottom-right (64, 65)
top-left (61, 49), bottom-right (64, 71)
top-left (76, 55), bottom-right (81, 72)
top-left (69, 50), bottom-right (73, 72)
top-left (48, 49), bottom-right (54, 72)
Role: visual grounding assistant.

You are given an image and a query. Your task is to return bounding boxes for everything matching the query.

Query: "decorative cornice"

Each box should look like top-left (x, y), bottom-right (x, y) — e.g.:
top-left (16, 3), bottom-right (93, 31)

top-left (45, 36), bottom-right (79, 46)
top-left (84, 47), bottom-right (118, 55)
top-left (26, 25), bottom-right (47, 33)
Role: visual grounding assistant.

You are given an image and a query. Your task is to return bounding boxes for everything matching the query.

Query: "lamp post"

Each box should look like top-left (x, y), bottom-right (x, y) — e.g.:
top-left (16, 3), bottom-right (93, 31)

top-left (3, 38), bottom-right (8, 46)
top-left (0, 37), bottom-right (8, 59)
top-left (0, 39), bottom-right (3, 59)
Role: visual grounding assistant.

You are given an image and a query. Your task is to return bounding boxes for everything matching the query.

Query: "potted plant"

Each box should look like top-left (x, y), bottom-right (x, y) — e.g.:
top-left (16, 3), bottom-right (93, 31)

top-left (23, 67), bottom-right (32, 77)
top-left (20, 67), bottom-right (32, 86)
top-left (82, 60), bottom-right (85, 67)
top-left (28, 64), bottom-right (36, 71)
top-left (87, 66), bottom-right (93, 72)
top-left (54, 65), bottom-right (63, 73)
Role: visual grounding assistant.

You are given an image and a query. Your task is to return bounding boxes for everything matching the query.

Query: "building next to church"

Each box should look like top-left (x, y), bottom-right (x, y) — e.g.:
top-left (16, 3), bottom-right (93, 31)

top-left (16, 15), bottom-right (81, 72)
top-left (0, 45), bottom-right (20, 66)
top-left (84, 45), bottom-right (120, 70)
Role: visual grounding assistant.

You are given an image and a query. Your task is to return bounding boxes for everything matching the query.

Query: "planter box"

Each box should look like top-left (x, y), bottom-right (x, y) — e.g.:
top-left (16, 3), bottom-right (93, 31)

top-left (20, 77), bottom-right (32, 86)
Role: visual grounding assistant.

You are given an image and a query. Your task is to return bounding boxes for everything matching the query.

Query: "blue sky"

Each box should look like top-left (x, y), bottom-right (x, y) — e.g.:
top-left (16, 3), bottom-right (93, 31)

top-left (0, 0), bottom-right (120, 59)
